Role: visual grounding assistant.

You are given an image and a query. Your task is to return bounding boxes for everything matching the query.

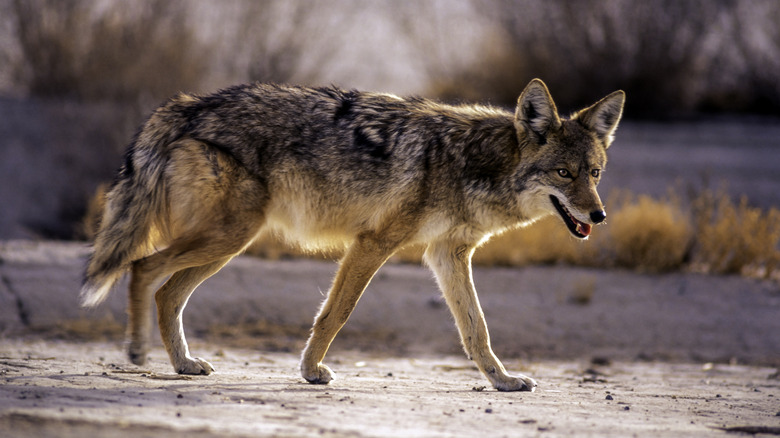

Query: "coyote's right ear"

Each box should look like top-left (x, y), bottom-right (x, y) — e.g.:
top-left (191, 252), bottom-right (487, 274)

top-left (577, 90), bottom-right (625, 147)
top-left (515, 79), bottom-right (562, 144)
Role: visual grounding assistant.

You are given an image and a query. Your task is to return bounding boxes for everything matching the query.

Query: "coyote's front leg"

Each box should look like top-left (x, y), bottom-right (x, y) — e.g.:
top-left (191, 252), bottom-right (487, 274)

top-left (424, 241), bottom-right (537, 392)
top-left (301, 234), bottom-right (397, 384)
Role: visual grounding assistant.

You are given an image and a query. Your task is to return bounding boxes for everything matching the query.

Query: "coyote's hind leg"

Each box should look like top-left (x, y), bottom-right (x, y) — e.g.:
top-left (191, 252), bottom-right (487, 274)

top-left (154, 257), bottom-right (233, 374)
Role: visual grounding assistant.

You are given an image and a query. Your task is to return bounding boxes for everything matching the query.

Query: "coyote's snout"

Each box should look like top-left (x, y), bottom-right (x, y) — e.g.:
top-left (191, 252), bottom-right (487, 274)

top-left (82, 79), bottom-right (624, 391)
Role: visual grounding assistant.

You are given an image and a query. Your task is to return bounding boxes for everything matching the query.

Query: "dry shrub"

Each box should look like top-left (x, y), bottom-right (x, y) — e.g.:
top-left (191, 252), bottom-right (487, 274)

top-left (81, 183), bottom-right (779, 280)
top-left (474, 217), bottom-right (596, 267)
top-left (692, 191), bottom-right (780, 278)
top-left (608, 194), bottom-right (693, 272)
top-left (12, 0), bottom-right (208, 104)
top-left (81, 183), bottom-right (692, 274)
top-left (439, 0), bottom-right (780, 116)
top-left (471, 191), bottom-right (693, 273)
top-left (389, 216), bottom-right (598, 267)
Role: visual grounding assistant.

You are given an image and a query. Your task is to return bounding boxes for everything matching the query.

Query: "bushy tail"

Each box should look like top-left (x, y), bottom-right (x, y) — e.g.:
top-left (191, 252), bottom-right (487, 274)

top-left (80, 105), bottom-right (186, 307)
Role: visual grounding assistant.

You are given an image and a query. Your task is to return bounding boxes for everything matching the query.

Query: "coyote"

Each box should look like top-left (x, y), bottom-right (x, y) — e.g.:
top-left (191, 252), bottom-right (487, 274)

top-left (81, 79), bottom-right (624, 391)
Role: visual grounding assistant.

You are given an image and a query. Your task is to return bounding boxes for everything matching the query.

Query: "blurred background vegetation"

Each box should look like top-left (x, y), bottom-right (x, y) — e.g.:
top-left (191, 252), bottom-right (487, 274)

top-left (3, 0), bottom-right (779, 115)
top-left (1, 0), bottom-right (779, 278)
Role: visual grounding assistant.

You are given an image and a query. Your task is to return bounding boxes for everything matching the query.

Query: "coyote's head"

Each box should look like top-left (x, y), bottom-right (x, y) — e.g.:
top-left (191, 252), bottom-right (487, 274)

top-left (513, 79), bottom-right (625, 239)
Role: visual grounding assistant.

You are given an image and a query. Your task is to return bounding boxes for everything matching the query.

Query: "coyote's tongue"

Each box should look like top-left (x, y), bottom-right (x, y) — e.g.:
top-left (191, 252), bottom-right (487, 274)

top-left (576, 221), bottom-right (592, 237)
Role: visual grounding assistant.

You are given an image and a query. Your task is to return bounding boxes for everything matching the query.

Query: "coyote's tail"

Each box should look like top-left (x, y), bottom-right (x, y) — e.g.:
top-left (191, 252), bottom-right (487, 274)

top-left (80, 106), bottom-right (186, 307)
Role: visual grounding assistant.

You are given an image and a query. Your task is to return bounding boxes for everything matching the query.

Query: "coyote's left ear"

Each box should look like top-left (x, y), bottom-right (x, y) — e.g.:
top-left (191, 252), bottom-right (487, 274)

top-left (577, 90), bottom-right (625, 147)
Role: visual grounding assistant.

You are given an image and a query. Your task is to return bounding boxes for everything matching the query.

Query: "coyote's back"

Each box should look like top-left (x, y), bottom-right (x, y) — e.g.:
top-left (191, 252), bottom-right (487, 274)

top-left (82, 79), bottom-right (624, 390)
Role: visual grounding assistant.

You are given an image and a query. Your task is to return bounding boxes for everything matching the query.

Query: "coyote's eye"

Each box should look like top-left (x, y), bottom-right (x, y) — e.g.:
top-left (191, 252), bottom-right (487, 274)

top-left (591, 169), bottom-right (600, 178)
top-left (557, 169), bottom-right (571, 178)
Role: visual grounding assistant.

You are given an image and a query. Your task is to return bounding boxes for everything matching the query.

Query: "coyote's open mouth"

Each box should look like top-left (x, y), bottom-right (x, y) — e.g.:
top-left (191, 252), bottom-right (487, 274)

top-left (550, 195), bottom-right (591, 239)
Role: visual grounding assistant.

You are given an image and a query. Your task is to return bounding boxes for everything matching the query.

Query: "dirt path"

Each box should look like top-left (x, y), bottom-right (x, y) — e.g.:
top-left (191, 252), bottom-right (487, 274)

top-left (2, 242), bottom-right (780, 436)
top-left (1, 340), bottom-right (778, 437)
top-left (3, 241), bottom-right (780, 367)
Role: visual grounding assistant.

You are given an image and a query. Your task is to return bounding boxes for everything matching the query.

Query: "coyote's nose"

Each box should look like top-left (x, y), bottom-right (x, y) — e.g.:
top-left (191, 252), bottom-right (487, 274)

top-left (590, 210), bottom-right (606, 224)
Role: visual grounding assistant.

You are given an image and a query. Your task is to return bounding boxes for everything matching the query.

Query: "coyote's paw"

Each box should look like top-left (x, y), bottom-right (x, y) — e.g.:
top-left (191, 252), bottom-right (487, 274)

top-left (176, 357), bottom-right (215, 375)
top-left (492, 373), bottom-right (537, 392)
top-left (128, 343), bottom-right (148, 366)
top-left (302, 362), bottom-right (334, 384)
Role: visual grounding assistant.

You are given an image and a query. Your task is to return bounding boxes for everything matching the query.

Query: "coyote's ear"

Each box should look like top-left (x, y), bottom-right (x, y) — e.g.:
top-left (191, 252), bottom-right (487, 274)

top-left (515, 79), bottom-right (561, 144)
top-left (577, 90), bottom-right (625, 147)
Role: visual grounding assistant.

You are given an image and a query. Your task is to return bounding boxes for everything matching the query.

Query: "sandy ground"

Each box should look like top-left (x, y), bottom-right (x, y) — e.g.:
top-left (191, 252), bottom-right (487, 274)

top-left (2, 241), bottom-right (780, 366)
top-left (1, 339), bottom-right (779, 438)
top-left (1, 241), bottom-right (780, 436)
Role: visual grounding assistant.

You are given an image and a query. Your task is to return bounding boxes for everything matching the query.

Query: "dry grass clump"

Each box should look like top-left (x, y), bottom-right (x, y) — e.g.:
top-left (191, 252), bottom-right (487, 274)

top-left (691, 191), bottom-right (780, 278)
top-left (466, 192), bottom-right (693, 273)
top-left (82, 186), bottom-right (779, 280)
top-left (608, 194), bottom-right (693, 272)
top-left (473, 191), bottom-right (779, 279)
top-left (475, 217), bottom-right (594, 267)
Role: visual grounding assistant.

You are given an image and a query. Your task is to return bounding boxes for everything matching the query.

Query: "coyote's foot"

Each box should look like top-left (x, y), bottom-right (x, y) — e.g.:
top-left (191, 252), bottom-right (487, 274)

top-left (176, 357), bottom-right (215, 375)
top-left (301, 362), bottom-right (334, 384)
top-left (128, 342), bottom-right (148, 366)
top-left (490, 373), bottom-right (537, 392)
